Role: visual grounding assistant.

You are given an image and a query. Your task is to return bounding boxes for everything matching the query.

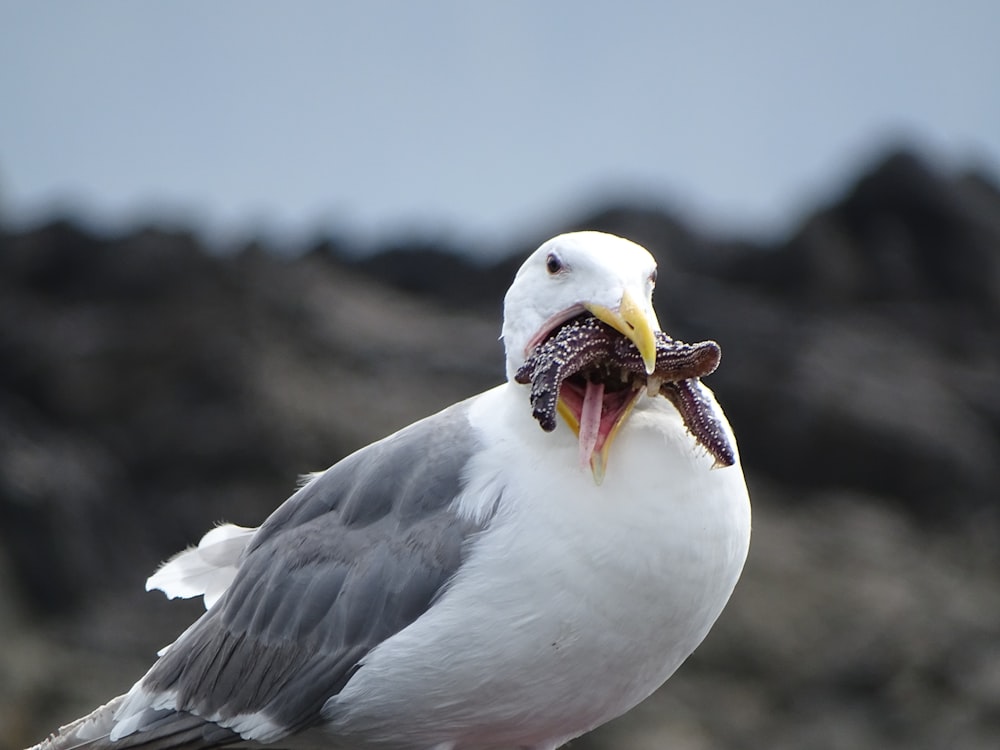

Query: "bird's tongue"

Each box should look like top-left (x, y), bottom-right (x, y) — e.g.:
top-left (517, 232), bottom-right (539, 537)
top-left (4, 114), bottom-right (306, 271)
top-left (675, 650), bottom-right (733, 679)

top-left (578, 380), bottom-right (604, 470)
top-left (561, 379), bottom-right (638, 482)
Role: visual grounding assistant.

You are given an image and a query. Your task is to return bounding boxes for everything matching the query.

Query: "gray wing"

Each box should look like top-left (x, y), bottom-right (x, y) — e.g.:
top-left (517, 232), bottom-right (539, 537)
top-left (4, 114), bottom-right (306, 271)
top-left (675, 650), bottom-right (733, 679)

top-left (135, 398), bottom-right (491, 739)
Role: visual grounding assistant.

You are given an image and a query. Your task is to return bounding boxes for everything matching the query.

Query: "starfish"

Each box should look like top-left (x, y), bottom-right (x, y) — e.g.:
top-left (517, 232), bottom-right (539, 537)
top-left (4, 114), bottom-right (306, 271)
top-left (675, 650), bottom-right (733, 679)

top-left (515, 315), bottom-right (735, 468)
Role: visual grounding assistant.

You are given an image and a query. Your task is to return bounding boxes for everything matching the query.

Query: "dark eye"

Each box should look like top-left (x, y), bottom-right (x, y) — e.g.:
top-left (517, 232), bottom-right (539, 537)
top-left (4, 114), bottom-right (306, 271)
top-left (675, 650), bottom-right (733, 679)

top-left (546, 253), bottom-right (564, 275)
top-left (649, 268), bottom-right (657, 285)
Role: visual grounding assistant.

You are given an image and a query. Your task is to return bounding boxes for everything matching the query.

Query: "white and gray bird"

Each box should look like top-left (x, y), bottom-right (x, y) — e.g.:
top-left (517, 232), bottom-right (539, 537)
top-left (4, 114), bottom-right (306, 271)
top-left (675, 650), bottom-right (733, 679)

top-left (30, 231), bottom-right (751, 750)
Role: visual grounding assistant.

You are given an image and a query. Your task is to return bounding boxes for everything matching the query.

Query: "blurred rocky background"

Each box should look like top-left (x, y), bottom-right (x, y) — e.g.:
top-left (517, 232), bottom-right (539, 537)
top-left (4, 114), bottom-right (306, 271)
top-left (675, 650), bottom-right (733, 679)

top-left (2, 148), bottom-right (1000, 749)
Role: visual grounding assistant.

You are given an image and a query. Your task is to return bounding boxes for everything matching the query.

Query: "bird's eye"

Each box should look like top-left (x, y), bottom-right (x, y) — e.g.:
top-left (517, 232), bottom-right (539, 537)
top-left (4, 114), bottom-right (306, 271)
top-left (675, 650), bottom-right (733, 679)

top-left (649, 268), bottom-right (657, 285)
top-left (546, 253), bottom-right (564, 275)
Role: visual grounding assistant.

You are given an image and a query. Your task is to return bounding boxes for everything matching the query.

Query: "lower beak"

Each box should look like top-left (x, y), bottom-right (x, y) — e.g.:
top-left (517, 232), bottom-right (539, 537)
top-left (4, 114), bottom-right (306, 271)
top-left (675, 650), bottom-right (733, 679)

top-left (556, 393), bottom-right (640, 485)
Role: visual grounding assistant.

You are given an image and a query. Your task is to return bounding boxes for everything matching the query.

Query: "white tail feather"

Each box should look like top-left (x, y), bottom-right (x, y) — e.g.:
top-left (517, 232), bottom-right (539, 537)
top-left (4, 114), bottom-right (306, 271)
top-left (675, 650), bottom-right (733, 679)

top-left (145, 524), bottom-right (256, 610)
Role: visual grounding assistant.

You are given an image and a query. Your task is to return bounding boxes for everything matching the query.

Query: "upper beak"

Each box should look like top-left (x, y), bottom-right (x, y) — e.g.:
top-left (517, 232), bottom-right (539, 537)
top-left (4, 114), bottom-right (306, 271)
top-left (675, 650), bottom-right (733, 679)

top-left (585, 290), bottom-right (659, 373)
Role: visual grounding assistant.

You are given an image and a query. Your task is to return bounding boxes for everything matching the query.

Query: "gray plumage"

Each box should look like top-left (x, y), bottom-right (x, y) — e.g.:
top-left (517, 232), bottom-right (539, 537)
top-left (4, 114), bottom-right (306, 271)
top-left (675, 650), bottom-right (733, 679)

top-left (33, 400), bottom-right (489, 749)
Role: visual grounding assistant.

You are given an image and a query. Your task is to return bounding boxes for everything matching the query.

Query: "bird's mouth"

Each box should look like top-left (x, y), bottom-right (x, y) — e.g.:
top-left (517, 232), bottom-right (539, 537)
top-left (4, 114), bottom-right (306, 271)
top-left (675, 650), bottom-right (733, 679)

top-left (553, 359), bottom-right (645, 484)
top-left (516, 306), bottom-right (733, 483)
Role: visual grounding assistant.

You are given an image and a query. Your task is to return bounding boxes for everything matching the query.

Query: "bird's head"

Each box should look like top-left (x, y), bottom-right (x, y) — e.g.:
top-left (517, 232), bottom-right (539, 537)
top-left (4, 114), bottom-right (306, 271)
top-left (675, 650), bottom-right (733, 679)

top-left (502, 231), bottom-right (661, 382)
top-left (502, 231), bottom-right (665, 482)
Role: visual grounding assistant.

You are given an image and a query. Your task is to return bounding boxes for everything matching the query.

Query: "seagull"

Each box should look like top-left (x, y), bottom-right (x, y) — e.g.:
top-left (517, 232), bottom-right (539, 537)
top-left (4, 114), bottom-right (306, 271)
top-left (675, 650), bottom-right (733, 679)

top-left (30, 231), bottom-right (751, 750)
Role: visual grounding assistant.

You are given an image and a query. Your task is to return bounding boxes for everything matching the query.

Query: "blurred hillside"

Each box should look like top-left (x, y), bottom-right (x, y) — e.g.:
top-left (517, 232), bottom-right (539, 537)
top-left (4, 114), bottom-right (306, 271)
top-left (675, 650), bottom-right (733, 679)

top-left (2, 149), bottom-right (999, 749)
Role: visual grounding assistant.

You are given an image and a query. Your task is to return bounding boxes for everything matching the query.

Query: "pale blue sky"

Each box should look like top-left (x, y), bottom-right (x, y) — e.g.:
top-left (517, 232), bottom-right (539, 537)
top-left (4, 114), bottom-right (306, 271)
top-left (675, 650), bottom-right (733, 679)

top-left (1, 1), bottom-right (998, 253)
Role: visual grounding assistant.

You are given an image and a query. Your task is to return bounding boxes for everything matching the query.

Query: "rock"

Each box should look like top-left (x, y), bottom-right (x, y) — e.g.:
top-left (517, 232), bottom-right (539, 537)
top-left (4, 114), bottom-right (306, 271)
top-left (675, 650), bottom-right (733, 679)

top-left (3, 146), bottom-right (1000, 748)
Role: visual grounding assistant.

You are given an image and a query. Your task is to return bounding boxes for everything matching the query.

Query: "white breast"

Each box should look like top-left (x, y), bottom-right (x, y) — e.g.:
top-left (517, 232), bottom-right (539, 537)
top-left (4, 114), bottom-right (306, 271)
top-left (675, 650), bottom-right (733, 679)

top-left (322, 383), bottom-right (751, 750)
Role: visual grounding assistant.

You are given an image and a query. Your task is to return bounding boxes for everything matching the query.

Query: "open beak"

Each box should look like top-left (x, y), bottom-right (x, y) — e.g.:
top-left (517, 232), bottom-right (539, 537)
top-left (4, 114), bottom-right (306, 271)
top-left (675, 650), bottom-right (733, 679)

top-left (554, 290), bottom-right (661, 484)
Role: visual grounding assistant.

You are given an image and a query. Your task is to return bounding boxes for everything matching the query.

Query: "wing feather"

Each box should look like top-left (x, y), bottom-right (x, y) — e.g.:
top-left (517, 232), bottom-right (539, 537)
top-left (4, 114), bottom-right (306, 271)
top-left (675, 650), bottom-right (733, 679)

top-left (117, 399), bottom-right (490, 743)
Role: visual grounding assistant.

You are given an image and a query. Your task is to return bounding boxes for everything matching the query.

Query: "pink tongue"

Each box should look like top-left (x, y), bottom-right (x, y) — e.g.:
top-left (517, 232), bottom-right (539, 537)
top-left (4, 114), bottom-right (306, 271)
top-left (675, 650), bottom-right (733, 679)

top-left (578, 379), bottom-right (605, 469)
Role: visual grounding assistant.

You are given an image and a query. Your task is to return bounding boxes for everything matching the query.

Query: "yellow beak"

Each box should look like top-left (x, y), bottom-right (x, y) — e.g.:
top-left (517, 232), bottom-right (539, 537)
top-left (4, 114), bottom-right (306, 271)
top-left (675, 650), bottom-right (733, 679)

top-left (584, 290), bottom-right (659, 374)
top-left (550, 290), bottom-right (660, 484)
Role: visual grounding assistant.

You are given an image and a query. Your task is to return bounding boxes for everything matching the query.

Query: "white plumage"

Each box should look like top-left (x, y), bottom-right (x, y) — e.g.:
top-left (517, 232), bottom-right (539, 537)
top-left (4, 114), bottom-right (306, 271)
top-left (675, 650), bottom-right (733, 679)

top-left (147, 524), bottom-right (255, 610)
